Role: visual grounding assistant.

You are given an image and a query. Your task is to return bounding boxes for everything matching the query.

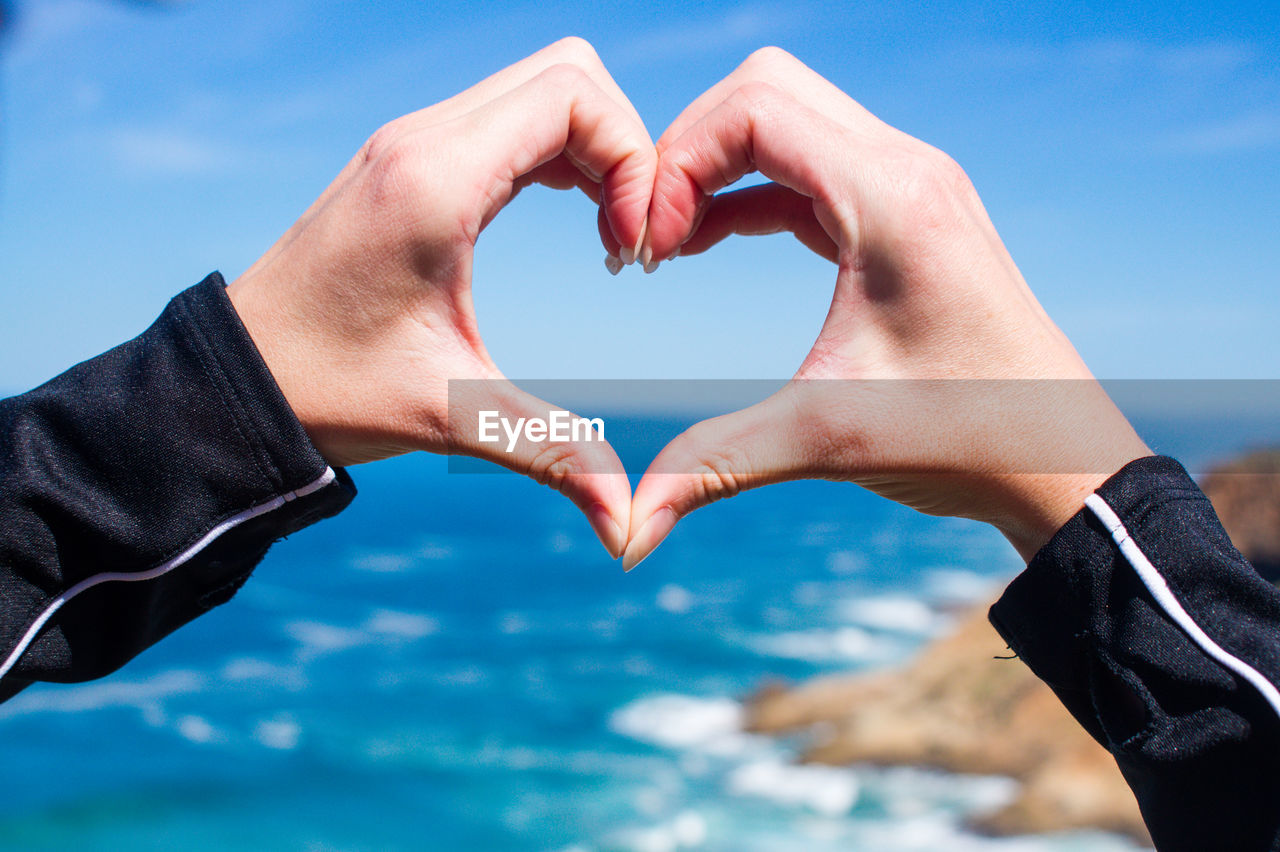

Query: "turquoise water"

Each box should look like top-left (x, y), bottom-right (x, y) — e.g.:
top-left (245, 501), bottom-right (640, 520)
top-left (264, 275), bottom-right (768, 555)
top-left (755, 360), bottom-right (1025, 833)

top-left (1, 411), bottom-right (1269, 851)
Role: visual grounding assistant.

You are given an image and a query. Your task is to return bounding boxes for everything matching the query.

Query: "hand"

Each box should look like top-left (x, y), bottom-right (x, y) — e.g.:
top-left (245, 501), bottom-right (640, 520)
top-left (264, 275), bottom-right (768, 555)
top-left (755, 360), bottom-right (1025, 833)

top-left (227, 38), bottom-right (656, 558)
top-left (624, 48), bottom-right (1151, 568)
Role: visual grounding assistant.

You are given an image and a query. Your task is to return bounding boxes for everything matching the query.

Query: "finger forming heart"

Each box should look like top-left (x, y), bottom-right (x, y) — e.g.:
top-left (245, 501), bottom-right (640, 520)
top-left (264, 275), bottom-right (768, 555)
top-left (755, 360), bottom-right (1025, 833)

top-left (617, 47), bottom-right (1145, 566)
top-left (234, 39), bottom-right (1149, 571)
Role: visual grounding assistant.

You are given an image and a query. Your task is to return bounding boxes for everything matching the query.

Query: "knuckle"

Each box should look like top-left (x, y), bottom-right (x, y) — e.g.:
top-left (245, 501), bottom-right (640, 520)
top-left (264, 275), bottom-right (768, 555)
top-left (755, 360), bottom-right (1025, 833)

top-left (361, 120), bottom-right (403, 165)
top-left (548, 35), bottom-right (601, 67)
top-left (925, 146), bottom-right (974, 195)
top-left (538, 61), bottom-right (590, 93)
top-left (357, 125), bottom-right (464, 243)
top-left (726, 81), bottom-right (785, 128)
top-left (889, 144), bottom-right (973, 211)
top-left (364, 134), bottom-right (424, 208)
top-left (731, 80), bottom-right (783, 107)
top-left (690, 457), bottom-right (743, 506)
top-left (889, 149), bottom-right (955, 212)
top-left (527, 442), bottom-right (581, 493)
top-left (743, 45), bottom-right (797, 73)
top-left (683, 426), bottom-right (749, 505)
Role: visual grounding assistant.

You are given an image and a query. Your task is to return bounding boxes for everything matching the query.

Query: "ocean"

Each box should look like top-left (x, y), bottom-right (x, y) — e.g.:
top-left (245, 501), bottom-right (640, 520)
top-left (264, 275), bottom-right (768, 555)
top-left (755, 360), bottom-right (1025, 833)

top-left (0, 408), bottom-right (1273, 851)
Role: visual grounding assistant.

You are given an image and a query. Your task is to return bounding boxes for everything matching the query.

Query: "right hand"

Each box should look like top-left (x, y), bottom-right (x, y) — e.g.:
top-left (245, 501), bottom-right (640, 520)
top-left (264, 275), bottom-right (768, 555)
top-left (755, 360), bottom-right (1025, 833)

top-left (226, 39), bottom-right (657, 558)
top-left (625, 47), bottom-right (1150, 568)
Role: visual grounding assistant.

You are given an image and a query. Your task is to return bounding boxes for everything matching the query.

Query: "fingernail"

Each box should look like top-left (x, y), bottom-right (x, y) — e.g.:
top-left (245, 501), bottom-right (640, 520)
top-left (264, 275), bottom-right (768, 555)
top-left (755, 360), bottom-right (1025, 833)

top-left (670, 245), bottom-right (681, 259)
top-left (640, 245), bottom-right (660, 274)
top-left (619, 245), bottom-right (635, 266)
top-left (588, 502), bottom-right (625, 560)
top-left (604, 254), bottom-right (623, 276)
top-left (622, 507), bottom-right (676, 572)
top-left (628, 221), bottom-right (648, 266)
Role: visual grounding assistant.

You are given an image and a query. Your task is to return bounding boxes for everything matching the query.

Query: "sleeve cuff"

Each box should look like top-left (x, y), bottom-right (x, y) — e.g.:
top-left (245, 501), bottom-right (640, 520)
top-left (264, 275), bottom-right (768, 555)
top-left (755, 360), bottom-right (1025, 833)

top-left (0, 273), bottom-right (355, 683)
top-left (988, 455), bottom-right (1280, 748)
top-left (168, 272), bottom-right (341, 496)
top-left (988, 456), bottom-right (1196, 695)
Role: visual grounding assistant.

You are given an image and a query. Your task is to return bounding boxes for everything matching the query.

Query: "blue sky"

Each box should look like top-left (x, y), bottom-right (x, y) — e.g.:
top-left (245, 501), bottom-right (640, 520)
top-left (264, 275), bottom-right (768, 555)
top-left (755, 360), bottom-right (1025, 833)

top-left (1, 0), bottom-right (1277, 395)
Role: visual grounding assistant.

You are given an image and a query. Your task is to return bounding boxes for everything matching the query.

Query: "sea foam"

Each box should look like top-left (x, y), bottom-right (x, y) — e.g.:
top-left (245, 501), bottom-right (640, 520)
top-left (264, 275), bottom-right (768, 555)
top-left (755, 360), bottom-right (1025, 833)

top-left (609, 694), bottom-right (765, 757)
top-left (726, 758), bottom-right (859, 816)
top-left (0, 668), bottom-right (205, 718)
top-left (743, 626), bottom-right (903, 664)
top-left (364, 608), bottom-right (440, 639)
top-left (836, 595), bottom-right (947, 636)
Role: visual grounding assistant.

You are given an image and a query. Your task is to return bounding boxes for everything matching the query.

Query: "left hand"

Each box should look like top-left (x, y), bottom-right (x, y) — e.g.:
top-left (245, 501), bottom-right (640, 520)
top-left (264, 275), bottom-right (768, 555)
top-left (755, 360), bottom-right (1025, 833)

top-left (227, 38), bottom-right (657, 558)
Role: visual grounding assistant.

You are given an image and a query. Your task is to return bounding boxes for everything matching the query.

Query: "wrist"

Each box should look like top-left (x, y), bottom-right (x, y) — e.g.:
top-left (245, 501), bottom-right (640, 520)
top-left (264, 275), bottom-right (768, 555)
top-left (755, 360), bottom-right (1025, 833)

top-left (224, 275), bottom-right (337, 464)
top-left (996, 472), bottom-right (1117, 561)
top-left (982, 380), bottom-right (1154, 561)
top-left (997, 448), bottom-right (1153, 561)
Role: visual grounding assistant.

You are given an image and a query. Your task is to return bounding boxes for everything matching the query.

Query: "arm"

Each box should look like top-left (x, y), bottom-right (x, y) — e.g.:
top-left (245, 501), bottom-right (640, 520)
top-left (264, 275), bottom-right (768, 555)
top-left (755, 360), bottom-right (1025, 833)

top-left (991, 455), bottom-right (1280, 850)
top-left (0, 275), bottom-right (353, 695)
top-left (1, 38), bottom-right (655, 697)
top-left (625, 48), bottom-right (1280, 848)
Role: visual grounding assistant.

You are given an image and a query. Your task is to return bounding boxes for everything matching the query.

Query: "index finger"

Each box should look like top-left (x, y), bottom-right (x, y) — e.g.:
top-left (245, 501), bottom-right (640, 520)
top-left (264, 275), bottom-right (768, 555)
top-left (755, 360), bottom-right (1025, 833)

top-left (462, 62), bottom-right (657, 255)
top-left (654, 46), bottom-right (882, 153)
top-left (645, 81), bottom-right (864, 263)
top-left (407, 37), bottom-right (648, 144)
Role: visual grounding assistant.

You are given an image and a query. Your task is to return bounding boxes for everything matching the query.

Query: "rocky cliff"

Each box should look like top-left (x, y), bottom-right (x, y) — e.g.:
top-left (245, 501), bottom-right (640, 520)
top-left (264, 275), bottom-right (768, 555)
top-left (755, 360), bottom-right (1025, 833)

top-left (746, 605), bottom-right (1153, 844)
top-left (1200, 449), bottom-right (1280, 579)
top-left (745, 450), bottom-right (1280, 846)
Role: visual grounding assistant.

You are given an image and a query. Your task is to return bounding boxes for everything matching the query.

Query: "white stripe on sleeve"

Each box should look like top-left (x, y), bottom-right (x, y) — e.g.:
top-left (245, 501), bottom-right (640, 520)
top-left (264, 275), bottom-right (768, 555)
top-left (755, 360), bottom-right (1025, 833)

top-left (1085, 492), bottom-right (1280, 723)
top-left (0, 466), bottom-right (338, 682)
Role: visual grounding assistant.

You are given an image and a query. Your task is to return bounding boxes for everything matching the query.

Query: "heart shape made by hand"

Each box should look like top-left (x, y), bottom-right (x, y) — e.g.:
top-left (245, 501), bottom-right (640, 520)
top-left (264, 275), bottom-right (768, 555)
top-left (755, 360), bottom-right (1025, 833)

top-left (231, 40), bottom-right (1148, 571)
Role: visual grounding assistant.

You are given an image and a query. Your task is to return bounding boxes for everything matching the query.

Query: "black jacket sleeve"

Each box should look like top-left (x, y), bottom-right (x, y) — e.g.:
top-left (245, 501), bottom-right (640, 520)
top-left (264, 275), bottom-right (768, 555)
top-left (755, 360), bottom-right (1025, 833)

top-left (990, 455), bottom-right (1280, 851)
top-left (0, 273), bottom-right (354, 698)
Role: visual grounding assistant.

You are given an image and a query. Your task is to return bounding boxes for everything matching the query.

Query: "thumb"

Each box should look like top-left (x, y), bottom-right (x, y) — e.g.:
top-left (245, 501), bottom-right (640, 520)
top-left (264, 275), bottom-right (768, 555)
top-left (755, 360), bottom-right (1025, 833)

top-left (449, 379), bottom-right (632, 559)
top-left (623, 387), bottom-right (809, 571)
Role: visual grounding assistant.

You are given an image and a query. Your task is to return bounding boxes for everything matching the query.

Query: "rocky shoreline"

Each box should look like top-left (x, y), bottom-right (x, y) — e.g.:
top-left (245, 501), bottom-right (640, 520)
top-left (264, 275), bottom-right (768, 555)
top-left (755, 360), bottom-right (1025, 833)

top-left (745, 603), bottom-right (1153, 845)
top-left (744, 450), bottom-right (1280, 847)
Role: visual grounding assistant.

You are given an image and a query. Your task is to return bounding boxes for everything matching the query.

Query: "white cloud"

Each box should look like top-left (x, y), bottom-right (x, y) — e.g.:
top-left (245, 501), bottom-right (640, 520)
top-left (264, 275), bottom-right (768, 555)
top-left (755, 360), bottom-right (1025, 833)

top-left (106, 125), bottom-right (236, 175)
top-left (1071, 38), bottom-right (1258, 79)
top-left (962, 37), bottom-right (1259, 82)
top-left (1148, 40), bottom-right (1259, 77)
top-left (1163, 111), bottom-right (1280, 155)
top-left (610, 3), bottom-right (801, 68)
top-left (6, 0), bottom-right (130, 68)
